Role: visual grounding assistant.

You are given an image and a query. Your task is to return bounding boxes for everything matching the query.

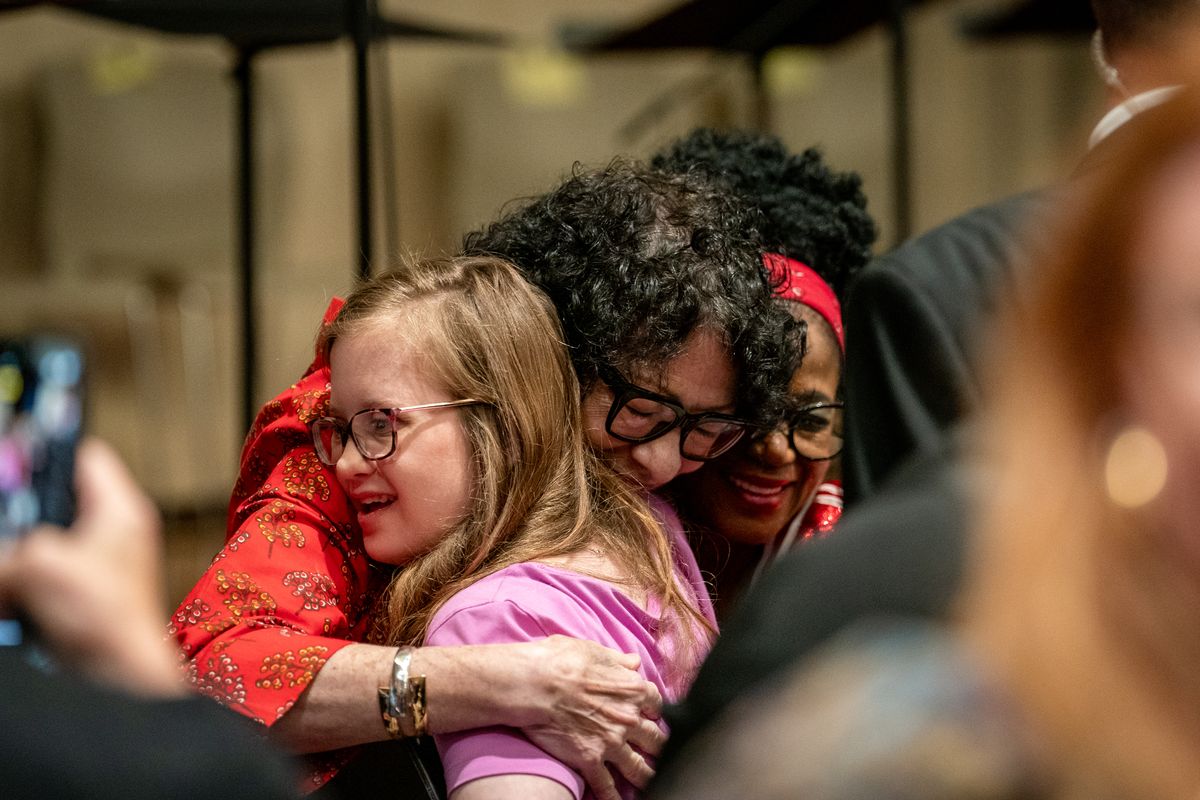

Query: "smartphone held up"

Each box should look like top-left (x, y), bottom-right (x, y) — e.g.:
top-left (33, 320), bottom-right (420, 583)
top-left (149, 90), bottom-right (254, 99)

top-left (0, 335), bottom-right (85, 645)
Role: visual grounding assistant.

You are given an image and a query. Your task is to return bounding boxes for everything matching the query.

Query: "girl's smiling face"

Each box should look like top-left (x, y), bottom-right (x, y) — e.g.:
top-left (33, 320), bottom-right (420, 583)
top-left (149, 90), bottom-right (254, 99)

top-left (327, 325), bottom-right (474, 566)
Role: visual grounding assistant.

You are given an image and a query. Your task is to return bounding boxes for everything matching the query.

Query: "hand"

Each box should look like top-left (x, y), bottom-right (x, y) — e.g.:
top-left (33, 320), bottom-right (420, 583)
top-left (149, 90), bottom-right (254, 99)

top-left (0, 439), bottom-right (183, 697)
top-left (518, 636), bottom-right (665, 800)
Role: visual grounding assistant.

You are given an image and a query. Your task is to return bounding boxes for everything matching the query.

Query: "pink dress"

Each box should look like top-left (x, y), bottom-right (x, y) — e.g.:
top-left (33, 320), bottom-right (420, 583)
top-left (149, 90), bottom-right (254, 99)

top-left (426, 496), bottom-right (716, 799)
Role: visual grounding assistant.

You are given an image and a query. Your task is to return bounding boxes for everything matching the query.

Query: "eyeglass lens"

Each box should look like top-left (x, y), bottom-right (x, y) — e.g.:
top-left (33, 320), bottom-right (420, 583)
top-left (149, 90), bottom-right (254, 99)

top-left (312, 409), bottom-right (398, 466)
top-left (680, 418), bottom-right (747, 460)
top-left (607, 391), bottom-right (747, 461)
top-left (608, 397), bottom-right (678, 441)
top-left (786, 404), bottom-right (844, 460)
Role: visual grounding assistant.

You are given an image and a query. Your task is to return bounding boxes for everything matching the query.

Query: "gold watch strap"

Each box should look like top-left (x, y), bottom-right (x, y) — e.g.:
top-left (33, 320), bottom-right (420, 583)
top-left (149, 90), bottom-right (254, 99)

top-left (377, 687), bottom-right (403, 739)
top-left (409, 675), bottom-right (428, 738)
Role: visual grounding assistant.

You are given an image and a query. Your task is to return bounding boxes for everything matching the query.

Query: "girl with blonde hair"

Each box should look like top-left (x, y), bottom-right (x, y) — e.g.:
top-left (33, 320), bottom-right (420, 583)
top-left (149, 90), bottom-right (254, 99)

top-left (313, 254), bottom-right (715, 799)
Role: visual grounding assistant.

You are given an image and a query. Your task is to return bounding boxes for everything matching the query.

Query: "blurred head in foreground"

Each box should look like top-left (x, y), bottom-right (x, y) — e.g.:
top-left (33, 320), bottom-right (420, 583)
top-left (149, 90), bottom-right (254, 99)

top-left (966, 74), bottom-right (1200, 799)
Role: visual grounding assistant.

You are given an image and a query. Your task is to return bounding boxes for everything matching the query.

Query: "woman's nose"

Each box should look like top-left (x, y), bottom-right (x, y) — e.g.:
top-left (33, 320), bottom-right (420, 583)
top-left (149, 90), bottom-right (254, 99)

top-left (630, 433), bottom-right (687, 490)
top-left (750, 429), bottom-right (796, 467)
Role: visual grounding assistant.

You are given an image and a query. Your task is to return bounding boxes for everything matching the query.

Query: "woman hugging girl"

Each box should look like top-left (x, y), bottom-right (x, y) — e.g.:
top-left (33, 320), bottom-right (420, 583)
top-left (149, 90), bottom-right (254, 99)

top-left (313, 255), bottom-right (715, 800)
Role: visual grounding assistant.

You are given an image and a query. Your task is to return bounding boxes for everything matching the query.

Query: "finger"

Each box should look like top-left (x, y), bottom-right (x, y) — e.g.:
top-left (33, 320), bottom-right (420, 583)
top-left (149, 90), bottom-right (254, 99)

top-left (609, 743), bottom-right (655, 790)
top-left (626, 716), bottom-right (666, 757)
top-left (76, 440), bottom-right (144, 523)
top-left (638, 679), bottom-right (663, 719)
top-left (75, 439), bottom-right (160, 546)
top-left (615, 650), bottom-right (642, 671)
top-left (11, 530), bottom-right (76, 595)
top-left (73, 438), bottom-right (118, 519)
top-left (0, 543), bottom-right (18, 599)
top-left (579, 761), bottom-right (620, 800)
top-left (0, 530), bottom-right (68, 624)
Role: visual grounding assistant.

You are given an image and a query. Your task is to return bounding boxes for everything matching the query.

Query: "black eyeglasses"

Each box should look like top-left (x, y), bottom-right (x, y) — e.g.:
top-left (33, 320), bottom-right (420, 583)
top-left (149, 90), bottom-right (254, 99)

top-left (310, 400), bottom-right (484, 467)
top-left (598, 366), bottom-right (750, 462)
top-left (752, 401), bottom-right (844, 462)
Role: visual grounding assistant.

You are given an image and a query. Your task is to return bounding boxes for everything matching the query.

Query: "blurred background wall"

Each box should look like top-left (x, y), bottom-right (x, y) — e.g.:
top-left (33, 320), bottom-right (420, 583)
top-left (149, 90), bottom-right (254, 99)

top-left (0, 0), bottom-right (1100, 599)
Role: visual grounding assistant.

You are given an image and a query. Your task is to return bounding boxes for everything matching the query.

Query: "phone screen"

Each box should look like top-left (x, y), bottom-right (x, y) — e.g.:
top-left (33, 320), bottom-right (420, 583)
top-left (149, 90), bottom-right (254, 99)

top-left (0, 336), bottom-right (85, 646)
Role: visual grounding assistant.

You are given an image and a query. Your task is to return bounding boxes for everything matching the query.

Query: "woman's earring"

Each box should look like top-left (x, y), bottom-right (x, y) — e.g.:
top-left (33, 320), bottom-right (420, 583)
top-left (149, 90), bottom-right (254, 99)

top-left (1091, 29), bottom-right (1129, 97)
top-left (1103, 425), bottom-right (1168, 509)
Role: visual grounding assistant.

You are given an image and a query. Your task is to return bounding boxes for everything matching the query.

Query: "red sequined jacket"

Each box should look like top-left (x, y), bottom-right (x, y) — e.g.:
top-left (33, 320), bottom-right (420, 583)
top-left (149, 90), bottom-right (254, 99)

top-left (170, 299), bottom-right (382, 790)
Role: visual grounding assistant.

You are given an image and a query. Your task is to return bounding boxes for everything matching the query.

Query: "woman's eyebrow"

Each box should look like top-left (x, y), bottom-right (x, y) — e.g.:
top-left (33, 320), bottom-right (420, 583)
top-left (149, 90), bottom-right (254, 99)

top-left (628, 369), bottom-right (734, 413)
top-left (690, 398), bottom-right (738, 414)
top-left (791, 389), bottom-right (832, 407)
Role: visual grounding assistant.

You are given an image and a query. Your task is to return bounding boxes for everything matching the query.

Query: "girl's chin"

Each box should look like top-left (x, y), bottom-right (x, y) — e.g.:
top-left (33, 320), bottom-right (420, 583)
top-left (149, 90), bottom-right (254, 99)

top-left (360, 523), bottom-right (406, 565)
top-left (364, 545), bottom-right (414, 568)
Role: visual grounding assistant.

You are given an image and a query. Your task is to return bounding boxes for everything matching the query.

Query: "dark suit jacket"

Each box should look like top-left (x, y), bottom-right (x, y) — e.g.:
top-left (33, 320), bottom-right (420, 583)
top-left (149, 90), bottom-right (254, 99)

top-left (841, 191), bottom-right (1045, 506)
top-left (840, 91), bottom-right (1176, 507)
top-left (0, 648), bottom-right (301, 800)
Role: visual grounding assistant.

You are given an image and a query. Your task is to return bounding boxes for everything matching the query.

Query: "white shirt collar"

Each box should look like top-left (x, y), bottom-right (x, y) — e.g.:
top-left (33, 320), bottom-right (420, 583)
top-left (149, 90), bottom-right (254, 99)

top-left (1089, 86), bottom-right (1183, 149)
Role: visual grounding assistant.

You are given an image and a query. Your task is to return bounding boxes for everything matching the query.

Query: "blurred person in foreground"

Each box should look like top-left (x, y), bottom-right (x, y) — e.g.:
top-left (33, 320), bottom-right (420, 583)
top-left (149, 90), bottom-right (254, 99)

top-left (0, 440), bottom-right (299, 800)
top-left (652, 78), bottom-right (1200, 800)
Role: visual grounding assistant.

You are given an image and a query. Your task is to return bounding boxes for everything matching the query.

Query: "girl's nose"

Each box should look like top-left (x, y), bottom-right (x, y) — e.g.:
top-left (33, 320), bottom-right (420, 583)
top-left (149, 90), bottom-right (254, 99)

top-left (335, 436), bottom-right (374, 483)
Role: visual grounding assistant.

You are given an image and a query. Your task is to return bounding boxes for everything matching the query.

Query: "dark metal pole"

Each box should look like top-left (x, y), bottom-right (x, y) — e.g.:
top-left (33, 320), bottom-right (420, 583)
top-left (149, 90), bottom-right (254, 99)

top-left (234, 49), bottom-right (258, 436)
top-left (888, 0), bottom-right (913, 244)
top-left (750, 52), bottom-right (771, 133)
top-left (350, 0), bottom-right (374, 283)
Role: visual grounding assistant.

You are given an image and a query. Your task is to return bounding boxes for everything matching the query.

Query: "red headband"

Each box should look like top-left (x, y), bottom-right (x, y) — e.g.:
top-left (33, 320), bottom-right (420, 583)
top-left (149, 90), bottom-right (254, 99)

top-left (762, 253), bottom-right (844, 351)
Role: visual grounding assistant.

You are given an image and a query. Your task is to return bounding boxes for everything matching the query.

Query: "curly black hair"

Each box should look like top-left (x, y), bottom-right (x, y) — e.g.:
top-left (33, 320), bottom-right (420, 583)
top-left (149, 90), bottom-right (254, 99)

top-left (650, 128), bottom-right (877, 298)
top-left (462, 159), bottom-right (803, 427)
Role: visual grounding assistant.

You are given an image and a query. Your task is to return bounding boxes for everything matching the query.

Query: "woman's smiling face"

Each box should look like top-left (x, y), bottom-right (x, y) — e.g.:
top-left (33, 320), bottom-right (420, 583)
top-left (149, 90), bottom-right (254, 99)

top-left (581, 328), bottom-right (739, 491)
top-left (674, 306), bottom-right (841, 545)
